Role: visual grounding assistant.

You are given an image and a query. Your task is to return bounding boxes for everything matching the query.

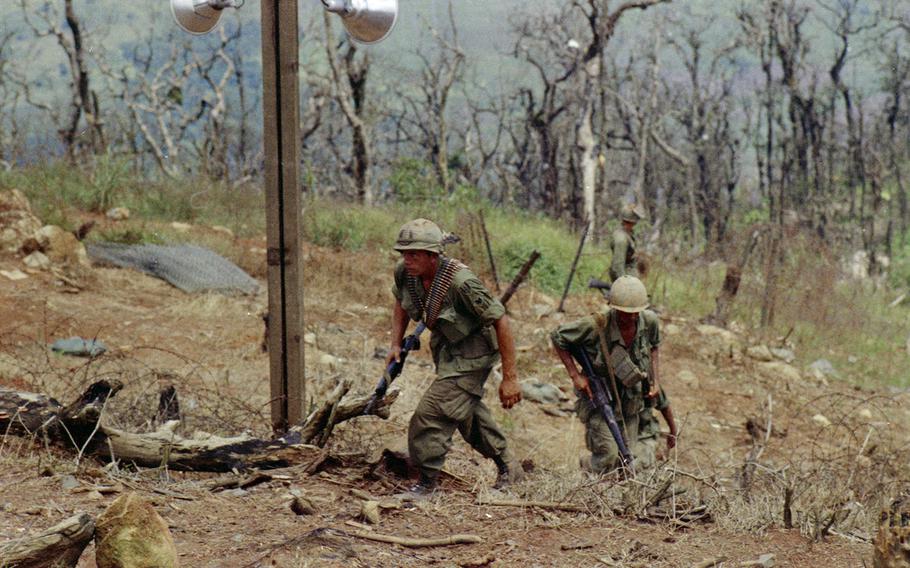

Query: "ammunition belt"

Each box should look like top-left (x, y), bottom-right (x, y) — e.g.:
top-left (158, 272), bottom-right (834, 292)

top-left (407, 257), bottom-right (464, 328)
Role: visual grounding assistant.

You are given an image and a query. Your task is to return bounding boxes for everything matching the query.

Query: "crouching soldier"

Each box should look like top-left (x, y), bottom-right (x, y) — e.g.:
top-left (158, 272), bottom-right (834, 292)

top-left (551, 276), bottom-right (668, 473)
top-left (386, 218), bottom-right (522, 495)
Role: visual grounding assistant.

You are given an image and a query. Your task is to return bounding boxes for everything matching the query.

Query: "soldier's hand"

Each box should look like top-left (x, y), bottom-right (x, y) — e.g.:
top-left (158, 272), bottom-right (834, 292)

top-left (666, 432), bottom-right (677, 450)
top-left (499, 377), bottom-right (522, 409)
top-left (572, 374), bottom-right (593, 400)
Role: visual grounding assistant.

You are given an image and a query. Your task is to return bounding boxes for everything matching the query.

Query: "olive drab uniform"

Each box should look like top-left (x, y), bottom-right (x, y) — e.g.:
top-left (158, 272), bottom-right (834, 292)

top-left (392, 260), bottom-right (511, 482)
top-left (551, 307), bottom-right (660, 473)
top-left (609, 227), bottom-right (637, 282)
top-left (637, 388), bottom-right (670, 469)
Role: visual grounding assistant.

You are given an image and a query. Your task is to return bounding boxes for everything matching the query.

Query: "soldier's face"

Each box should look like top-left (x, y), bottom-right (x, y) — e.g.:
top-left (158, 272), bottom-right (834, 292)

top-left (622, 220), bottom-right (636, 233)
top-left (402, 250), bottom-right (437, 278)
top-left (616, 310), bottom-right (638, 328)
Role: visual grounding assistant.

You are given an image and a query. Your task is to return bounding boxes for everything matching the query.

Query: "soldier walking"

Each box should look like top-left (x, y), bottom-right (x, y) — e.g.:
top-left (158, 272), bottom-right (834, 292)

top-left (551, 276), bottom-right (675, 473)
top-left (609, 203), bottom-right (644, 282)
top-left (386, 219), bottom-right (522, 494)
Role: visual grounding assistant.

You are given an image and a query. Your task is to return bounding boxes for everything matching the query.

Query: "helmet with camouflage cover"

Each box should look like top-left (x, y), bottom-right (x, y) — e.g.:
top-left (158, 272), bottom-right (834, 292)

top-left (394, 218), bottom-right (444, 254)
top-left (620, 202), bottom-right (644, 224)
top-left (610, 275), bottom-right (648, 313)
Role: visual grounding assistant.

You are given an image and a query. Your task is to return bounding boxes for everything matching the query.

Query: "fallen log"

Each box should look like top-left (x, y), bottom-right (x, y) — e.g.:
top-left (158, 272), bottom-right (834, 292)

top-left (343, 529), bottom-right (482, 547)
top-left (0, 513), bottom-right (95, 568)
top-left (0, 380), bottom-right (399, 472)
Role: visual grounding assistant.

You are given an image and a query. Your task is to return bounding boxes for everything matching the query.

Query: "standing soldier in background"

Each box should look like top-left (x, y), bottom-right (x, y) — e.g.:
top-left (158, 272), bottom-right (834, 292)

top-left (386, 219), bottom-right (522, 495)
top-left (551, 276), bottom-right (674, 473)
top-left (609, 203), bottom-right (644, 282)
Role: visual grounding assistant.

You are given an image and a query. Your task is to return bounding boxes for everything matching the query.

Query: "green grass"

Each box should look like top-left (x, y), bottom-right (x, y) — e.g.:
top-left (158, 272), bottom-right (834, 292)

top-left (3, 160), bottom-right (908, 388)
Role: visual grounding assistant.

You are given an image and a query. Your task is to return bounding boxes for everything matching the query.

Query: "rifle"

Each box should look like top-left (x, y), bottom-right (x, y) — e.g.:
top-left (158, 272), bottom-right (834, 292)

top-left (363, 322), bottom-right (427, 414)
top-left (568, 344), bottom-right (634, 474)
top-left (588, 277), bottom-right (611, 300)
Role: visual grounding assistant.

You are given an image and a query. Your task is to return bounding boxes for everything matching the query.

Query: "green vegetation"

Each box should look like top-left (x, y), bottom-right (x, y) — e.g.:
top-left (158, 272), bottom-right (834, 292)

top-left (2, 162), bottom-right (907, 388)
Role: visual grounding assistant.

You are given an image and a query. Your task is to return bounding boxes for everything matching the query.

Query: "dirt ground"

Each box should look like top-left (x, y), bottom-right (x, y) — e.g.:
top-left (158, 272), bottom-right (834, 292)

top-left (0, 224), bottom-right (904, 567)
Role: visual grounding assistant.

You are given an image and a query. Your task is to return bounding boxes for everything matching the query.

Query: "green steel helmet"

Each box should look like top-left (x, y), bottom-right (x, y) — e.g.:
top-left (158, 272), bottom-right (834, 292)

top-left (394, 218), bottom-right (444, 253)
top-left (610, 275), bottom-right (649, 313)
top-left (620, 202), bottom-right (644, 224)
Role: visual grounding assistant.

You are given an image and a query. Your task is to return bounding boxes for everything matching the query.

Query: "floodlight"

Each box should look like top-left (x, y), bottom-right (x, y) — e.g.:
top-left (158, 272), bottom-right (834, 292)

top-left (322, 0), bottom-right (398, 45)
top-left (171, 0), bottom-right (243, 35)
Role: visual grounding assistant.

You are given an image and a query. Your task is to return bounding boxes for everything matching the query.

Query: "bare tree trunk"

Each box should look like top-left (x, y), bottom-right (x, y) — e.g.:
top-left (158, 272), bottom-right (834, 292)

top-left (0, 513), bottom-right (94, 568)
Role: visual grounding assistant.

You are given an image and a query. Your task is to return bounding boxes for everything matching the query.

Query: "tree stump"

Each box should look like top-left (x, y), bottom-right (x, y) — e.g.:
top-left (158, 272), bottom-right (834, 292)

top-left (0, 513), bottom-right (95, 568)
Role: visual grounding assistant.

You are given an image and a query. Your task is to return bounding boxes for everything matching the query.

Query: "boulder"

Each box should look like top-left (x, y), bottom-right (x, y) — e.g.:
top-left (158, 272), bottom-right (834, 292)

top-left (758, 361), bottom-right (802, 383)
top-left (95, 493), bottom-right (178, 568)
top-left (34, 225), bottom-right (90, 267)
top-left (520, 379), bottom-right (569, 405)
top-left (0, 189), bottom-right (43, 253)
top-left (746, 345), bottom-right (774, 362)
top-left (808, 359), bottom-right (840, 379)
top-left (770, 347), bottom-right (796, 363)
top-left (24, 251), bottom-right (51, 270)
top-left (105, 207), bottom-right (130, 221)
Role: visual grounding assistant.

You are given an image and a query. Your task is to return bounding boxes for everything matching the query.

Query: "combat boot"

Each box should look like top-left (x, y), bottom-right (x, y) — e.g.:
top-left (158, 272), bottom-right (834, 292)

top-left (406, 472), bottom-right (437, 496)
top-left (493, 455), bottom-right (521, 489)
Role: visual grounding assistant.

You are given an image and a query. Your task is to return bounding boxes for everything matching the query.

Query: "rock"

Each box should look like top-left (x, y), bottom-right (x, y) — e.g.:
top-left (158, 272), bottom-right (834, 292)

top-left (740, 553), bottom-right (775, 567)
top-left (210, 225), bottom-right (234, 239)
top-left (520, 379), bottom-right (568, 404)
top-left (95, 493), bottom-right (178, 568)
top-left (848, 355), bottom-right (858, 364)
top-left (758, 361), bottom-right (802, 383)
top-left (170, 222), bottom-right (192, 232)
top-left (812, 414), bottom-right (832, 428)
top-left (746, 345), bottom-right (774, 362)
top-left (317, 352), bottom-right (340, 369)
top-left (23, 251), bottom-right (51, 270)
top-left (532, 304), bottom-right (553, 319)
top-left (664, 323), bottom-right (681, 336)
top-left (677, 370), bottom-right (699, 387)
top-left (769, 348), bottom-right (796, 363)
top-left (290, 496), bottom-right (316, 516)
top-left (61, 475), bottom-right (80, 491)
top-left (360, 500), bottom-right (381, 525)
top-left (303, 332), bottom-right (317, 345)
top-left (808, 359), bottom-right (840, 379)
top-left (858, 408), bottom-right (874, 420)
top-left (34, 225), bottom-right (90, 267)
top-left (0, 268), bottom-right (28, 281)
top-left (0, 189), bottom-right (43, 253)
top-left (106, 207), bottom-right (130, 221)
top-left (695, 324), bottom-right (742, 358)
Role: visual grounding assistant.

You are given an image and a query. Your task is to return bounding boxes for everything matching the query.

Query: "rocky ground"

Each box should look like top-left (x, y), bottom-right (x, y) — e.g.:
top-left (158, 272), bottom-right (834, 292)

top-left (1, 191), bottom-right (907, 567)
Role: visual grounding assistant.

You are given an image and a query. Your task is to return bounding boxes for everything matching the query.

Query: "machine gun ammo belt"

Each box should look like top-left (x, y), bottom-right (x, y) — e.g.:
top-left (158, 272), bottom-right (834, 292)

top-left (406, 257), bottom-right (464, 328)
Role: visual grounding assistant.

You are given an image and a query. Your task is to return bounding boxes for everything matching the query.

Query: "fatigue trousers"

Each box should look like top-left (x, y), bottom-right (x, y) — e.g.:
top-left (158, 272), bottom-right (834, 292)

top-left (408, 369), bottom-right (509, 481)
top-left (576, 397), bottom-right (641, 474)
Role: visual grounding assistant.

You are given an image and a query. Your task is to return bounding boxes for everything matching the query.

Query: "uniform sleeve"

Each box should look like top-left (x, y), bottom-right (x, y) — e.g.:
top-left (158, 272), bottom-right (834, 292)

top-left (391, 261), bottom-right (406, 302)
top-left (643, 310), bottom-right (661, 348)
top-left (550, 316), bottom-right (597, 351)
top-left (455, 276), bottom-right (505, 326)
top-left (609, 232), bottom-right (629, 281)
top-left (654, 387), bottom-right (670, 411)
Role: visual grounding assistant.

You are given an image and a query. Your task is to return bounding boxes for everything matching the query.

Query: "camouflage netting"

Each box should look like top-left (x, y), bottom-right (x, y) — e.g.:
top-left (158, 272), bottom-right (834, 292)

top-left (86, 243), bottom-right (259, 294)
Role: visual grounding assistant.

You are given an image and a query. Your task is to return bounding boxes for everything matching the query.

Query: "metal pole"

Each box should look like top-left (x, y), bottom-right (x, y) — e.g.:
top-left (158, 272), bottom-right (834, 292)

top-left (261, 0), bottom-right (304, 432)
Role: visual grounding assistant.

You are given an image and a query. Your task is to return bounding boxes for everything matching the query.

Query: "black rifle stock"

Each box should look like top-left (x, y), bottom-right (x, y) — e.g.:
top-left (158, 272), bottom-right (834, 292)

top-left (363, 322), bottom-right (427, 414)
top-left (588, 277), bottom-right (611, 300)
top-left (568, 345), bottom-right (634, 472)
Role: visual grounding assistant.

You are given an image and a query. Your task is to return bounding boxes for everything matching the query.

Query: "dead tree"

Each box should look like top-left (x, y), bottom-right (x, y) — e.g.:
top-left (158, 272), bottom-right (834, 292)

top-left (0, 380), bottom-right (398, 472)
top-left (323, 13), bottom-right (374, 204)
top-left (570, 0), bottom-right (671, 234)
top-left (16, 0), bottom-right (104, 159)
